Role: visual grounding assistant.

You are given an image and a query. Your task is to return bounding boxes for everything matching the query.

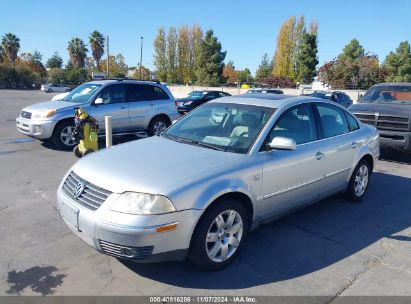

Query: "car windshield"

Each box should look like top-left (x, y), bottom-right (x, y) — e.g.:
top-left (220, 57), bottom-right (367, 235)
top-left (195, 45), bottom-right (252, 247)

top-left (163, 103), bottom-right (274, 154)
top-left (188, 91), bottom-right (206, 98)
top-left (61, 83), bottom-right (102, 103)
top-left (360, 85), bottom-right (411, 104)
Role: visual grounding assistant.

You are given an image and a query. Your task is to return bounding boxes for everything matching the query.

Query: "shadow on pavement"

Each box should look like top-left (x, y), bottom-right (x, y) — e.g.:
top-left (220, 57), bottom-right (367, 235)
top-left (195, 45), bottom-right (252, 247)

top-left (380, 147), bottom-right (411, 165)
top-left (122, 171), bottom-right (411, 289)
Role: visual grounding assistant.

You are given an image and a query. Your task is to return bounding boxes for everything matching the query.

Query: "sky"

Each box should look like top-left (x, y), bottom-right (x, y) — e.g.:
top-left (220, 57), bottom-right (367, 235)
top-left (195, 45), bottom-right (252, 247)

top-left (1, 0), bottom-right (410, 74)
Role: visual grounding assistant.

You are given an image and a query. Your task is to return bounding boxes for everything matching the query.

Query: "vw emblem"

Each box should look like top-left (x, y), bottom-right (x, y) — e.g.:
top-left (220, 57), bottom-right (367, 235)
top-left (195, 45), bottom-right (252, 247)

top-left (73, 182), bottom-right (85, 199)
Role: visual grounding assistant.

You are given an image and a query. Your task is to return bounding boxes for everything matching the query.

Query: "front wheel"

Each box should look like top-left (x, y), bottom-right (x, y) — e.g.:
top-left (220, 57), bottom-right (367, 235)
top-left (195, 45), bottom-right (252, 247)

top-left (147, 117), bottom-right (169, 136)
top-left (52, 120), bottom-right (76, 150)
top-left (345, 159), bottom-right (371, 202)
top-left (189, 199), bottom-right (249, 270)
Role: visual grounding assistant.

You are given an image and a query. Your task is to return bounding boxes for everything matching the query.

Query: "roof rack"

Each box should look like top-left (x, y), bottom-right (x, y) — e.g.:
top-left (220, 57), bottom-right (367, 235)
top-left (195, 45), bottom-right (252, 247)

top-left (101, 77), bottom-right (161, 84)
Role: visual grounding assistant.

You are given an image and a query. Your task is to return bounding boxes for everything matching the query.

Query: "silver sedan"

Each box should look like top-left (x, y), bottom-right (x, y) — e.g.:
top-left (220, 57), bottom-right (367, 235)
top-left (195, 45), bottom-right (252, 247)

top-left (57, 95), bottom-right (379, 270)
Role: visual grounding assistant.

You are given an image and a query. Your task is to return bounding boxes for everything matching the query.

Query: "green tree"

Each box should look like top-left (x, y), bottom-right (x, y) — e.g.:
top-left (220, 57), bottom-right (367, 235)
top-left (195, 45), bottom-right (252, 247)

top-left (46, 52), bottom-right (63, 68)
top-left (255, 53), bottom-right (272, 81)
top-left (1, 33), bottom-right (20, 65)
top-left (132, 65), bottom-right (150, 80)
top-left (64, 67), bottom-right (90, 85)
top-left (195, 30), bottom-right (226, 86)
top-left (189, 24), bottom-right (203, 82)
top-left (272, 16), bottom-right (305, 81)
top-left (166, 26), bottom-right (178, 83)
top-left (100, 54), bottom-right (128, 78)
top-left (177, 25), bottom-right (190, 84)
top-left (67, 37), bottom-right (88, 68)
top-left (153, 26), bottom-right (167, 81)
top-left (236, 68), bottom-right (253, 84)
top-left (383, 41), bottom-right (411, 82)
top-left (48, 67), bottom-right (66, 84)
top-left (338, 39), bottom-right (365, 61)
top-left (89, 31), bottom-right (105, 70)
top-left (296, 28), bottom-right (319, 84)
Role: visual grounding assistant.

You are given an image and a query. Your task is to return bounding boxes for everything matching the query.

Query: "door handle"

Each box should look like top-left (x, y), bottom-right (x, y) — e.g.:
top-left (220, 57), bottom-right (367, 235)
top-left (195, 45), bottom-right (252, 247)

top-left (351, 141), bottom-right (358, 149)
top-left (315, 151), bottom-right (325, 160)
top-left (150, 104), bottom-right (155, 107)
top-left (120, 107), bottom-right (127, 109)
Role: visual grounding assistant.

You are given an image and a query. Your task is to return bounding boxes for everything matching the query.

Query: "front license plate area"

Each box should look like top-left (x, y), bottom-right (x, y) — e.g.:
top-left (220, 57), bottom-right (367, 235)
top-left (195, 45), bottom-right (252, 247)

top-left (61, 201), bottom-right (79, 231)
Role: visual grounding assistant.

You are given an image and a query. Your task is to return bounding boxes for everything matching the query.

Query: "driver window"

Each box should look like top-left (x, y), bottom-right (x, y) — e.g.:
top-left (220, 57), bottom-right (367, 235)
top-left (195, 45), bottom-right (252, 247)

top-left (267, 104), bottom-right (317, 145)
top-left (98, 85), bottom-right (126, 104)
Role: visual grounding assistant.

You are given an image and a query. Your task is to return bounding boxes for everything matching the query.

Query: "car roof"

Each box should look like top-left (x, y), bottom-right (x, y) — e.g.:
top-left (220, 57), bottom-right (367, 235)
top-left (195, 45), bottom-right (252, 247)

top-left (86, 79), bottom-right (163, 86)
top-left (210, 94), bottom-right (332, 109)
top-left (372, 82), bottom-right (411, 87)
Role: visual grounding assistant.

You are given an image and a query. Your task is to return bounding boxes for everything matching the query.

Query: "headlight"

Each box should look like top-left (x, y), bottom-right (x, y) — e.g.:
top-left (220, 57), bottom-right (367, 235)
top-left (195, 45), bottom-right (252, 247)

top-left (32, 109), bottom-right (56, 119)
top-left (110, 192), bottom-right (176, 215)
top-left (184, 101), bottom-right (193, 105)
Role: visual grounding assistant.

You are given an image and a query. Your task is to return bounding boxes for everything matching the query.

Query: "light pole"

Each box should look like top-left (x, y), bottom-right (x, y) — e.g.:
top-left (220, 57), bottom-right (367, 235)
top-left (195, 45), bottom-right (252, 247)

top-left (139, 36), bottom-right (143, 79)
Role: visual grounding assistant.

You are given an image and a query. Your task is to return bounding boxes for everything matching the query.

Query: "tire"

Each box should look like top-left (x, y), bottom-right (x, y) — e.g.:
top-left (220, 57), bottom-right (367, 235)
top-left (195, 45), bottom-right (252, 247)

top-left (73, 145), bottom-right (82, 158)
top-left (52, 120), bottom-right (76, 150)
top-left (47, 88), bottom-right (52, 93)
top-left (147, 116), bottom-right (170, 137)
top-left (189, 199), bottom-right (249, 270)
top-left (345, 159), bottom-right (371, 202)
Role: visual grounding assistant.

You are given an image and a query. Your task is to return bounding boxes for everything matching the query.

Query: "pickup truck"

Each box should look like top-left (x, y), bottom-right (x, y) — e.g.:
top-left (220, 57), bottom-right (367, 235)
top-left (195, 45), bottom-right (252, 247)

top-left (349, 83), bottom-right (411, 151)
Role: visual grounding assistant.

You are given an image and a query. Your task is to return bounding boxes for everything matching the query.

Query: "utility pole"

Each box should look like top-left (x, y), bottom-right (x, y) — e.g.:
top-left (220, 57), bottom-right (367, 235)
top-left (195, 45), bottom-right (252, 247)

top-left (106, 35), bottom-right (109, 78)
top-left (139, 36), bottom-right (143, 79)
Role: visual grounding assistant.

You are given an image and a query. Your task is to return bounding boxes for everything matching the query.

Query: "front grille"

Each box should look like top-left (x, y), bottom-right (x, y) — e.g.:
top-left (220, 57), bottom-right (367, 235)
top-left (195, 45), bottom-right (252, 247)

top-left (21, 111), bottom-right (32, 119)
top-left (99, 240), bottom-right (154, 259)
top-left (62, 171), bottom-right (112, 210)
top-left (354, 113), bottom-right (410, 131)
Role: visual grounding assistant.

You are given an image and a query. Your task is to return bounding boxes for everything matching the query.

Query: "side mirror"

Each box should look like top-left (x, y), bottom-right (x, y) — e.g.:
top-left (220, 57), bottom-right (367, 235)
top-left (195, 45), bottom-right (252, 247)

top-left (268, 137), bottom-right (296, 151)
top-left (94, 97), bottom-right (103, 105)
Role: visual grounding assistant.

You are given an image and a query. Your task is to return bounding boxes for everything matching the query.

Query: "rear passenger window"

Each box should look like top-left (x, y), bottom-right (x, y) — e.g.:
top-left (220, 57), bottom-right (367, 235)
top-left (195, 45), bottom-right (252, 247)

top-left (151, 86), bottom-right (169, 100)
top-left (126, 84), bottom-right (145, 102)
top-left (316, 104), bottom-right (350, 138)
top-left (345, 112), bottom-right (360, 131)
top-left (268, 104), bottom-right (317, 145)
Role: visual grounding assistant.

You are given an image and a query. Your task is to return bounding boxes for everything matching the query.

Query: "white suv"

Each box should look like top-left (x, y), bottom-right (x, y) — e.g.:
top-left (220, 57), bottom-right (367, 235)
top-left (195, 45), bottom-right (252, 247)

top-left (17, 79), bottom-right (180, 149)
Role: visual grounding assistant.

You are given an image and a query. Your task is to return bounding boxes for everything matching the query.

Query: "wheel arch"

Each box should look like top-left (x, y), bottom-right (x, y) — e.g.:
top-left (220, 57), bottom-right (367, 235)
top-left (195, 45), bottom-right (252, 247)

top-left (52, 117), bottom-right (75, 137)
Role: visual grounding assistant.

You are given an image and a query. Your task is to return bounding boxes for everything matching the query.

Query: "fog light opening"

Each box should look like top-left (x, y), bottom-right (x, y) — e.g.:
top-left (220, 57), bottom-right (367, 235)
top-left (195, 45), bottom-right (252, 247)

top-left (121, 247), bottom-right (136, 258)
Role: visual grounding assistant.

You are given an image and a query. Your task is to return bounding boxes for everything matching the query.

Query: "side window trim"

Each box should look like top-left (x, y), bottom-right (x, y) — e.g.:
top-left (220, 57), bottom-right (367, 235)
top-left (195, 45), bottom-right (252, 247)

top-left (343, 110), bottom-right (360, 132)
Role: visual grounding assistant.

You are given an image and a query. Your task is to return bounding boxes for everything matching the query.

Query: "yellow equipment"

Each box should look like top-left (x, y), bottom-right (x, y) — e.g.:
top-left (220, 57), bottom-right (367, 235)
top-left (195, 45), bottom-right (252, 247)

top-left (72, 108), bottom-right (99, 158)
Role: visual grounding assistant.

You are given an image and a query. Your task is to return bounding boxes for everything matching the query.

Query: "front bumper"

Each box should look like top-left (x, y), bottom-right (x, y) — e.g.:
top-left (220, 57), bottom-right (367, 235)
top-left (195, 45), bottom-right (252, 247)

top-left (379, 129), bottom-right (411, 151)
top-left (16, 116), bottom-right (57, 139)
top-left (177, 106), bottom-right (194, 115)
top-left (57, 188), bottom-right (203, 262)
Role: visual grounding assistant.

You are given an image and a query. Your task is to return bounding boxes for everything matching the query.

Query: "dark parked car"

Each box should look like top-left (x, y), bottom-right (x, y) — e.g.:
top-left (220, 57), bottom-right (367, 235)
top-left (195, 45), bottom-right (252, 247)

top-left (302, 91), bottom-right (353, 108)
top-left (349, 83), bottom-right (411, 151)
top-left (176, 91), bottom-right (231, 114)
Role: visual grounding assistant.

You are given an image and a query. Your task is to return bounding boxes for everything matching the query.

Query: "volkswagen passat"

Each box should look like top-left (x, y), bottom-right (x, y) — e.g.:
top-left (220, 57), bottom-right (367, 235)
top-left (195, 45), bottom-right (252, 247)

top-left (57, 95), bottom-right (379, 270)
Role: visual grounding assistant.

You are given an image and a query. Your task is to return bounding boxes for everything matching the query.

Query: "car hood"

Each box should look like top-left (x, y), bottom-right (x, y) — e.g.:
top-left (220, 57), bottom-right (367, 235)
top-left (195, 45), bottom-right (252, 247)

top-left (71, 136), bottom-right (244, 195)
top-left (23, 100), bottom-right (81, 112)
top-left (349, 102), bottom-right (411, 117)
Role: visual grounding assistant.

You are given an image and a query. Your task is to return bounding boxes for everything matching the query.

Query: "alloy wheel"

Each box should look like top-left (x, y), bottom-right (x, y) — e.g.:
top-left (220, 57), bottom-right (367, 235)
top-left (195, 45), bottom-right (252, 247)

top-left (205, 210), bottom-right (243, 263)
top-left (60, 126), bottom-right (76, 147)
top-left (354, 164), bottom-right (369, 197)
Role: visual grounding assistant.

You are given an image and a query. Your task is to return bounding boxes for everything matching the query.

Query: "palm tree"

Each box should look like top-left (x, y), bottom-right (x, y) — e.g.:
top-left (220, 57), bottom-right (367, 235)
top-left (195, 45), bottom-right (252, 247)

top-left (89, 31), bottom-right (105, 70)
top-left (1, 33), bottom-right (20, 66)
top-left (67, 38), bottom-right (88, 68)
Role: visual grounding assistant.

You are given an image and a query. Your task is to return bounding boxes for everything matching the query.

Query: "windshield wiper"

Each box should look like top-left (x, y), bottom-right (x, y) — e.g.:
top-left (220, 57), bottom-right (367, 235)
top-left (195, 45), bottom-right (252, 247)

top-left (162, 134), bottom-right (226, 151)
